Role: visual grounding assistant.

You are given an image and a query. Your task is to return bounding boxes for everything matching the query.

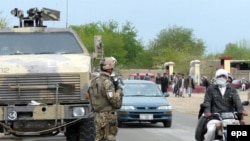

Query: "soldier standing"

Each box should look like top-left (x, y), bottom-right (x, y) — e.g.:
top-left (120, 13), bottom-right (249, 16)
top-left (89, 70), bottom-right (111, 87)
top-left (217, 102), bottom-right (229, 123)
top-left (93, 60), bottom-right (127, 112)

top-left (88, 57), bottom-right (123, 141)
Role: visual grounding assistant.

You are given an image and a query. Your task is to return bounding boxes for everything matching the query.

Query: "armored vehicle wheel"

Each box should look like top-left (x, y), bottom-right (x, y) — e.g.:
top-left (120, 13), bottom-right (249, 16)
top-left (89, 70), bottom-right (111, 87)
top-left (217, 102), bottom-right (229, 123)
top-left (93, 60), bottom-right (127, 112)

top-left (79, 117), bottom-right (95, 141)
top-left (66, 117), bottom-right (95, 141)
top-left (66, 122), bottom-right (79, 141)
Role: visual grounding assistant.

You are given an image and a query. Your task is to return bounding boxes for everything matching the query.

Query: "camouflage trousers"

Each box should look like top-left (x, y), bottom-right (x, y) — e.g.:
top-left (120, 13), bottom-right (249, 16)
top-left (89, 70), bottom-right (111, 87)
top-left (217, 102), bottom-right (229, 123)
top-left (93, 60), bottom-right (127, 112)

top-left (94, 111), bottom-right (118, 141)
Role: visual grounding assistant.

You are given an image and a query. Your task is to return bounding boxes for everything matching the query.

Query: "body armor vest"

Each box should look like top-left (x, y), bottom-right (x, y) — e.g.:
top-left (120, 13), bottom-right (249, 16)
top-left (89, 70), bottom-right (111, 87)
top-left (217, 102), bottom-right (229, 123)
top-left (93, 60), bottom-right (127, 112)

top-left (89, 76), bottom-right (113, 112)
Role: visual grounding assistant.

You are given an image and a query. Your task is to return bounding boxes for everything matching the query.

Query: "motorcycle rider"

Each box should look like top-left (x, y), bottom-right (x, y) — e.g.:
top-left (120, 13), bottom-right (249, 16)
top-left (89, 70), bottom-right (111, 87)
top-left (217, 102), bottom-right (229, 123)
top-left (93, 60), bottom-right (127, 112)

top-left (202, 69), bottom-right (248, 141)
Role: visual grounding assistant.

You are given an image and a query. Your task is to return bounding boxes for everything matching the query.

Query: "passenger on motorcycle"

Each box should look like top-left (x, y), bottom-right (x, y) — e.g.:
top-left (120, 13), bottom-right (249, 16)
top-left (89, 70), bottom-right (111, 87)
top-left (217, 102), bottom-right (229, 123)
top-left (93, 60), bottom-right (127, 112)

top-left (201, 69), bottom-right (248, 141)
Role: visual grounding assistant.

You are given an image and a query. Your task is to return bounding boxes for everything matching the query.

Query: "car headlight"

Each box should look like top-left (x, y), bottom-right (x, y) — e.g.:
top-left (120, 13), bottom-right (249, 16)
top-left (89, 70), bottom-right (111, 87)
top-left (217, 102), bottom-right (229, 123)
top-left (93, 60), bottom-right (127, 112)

top-left (121, 106), bottom-right (135, 110)
top-left (158, 106), bottom-right (172, 110)
top-left (73, 107), bottom-right (85, 117)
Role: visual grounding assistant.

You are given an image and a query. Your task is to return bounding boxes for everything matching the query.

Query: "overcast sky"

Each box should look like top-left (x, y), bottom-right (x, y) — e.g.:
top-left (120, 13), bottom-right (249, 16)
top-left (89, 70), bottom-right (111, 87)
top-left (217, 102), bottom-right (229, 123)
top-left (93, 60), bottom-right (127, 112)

top-left (1, 0), bottom-right (250, 54)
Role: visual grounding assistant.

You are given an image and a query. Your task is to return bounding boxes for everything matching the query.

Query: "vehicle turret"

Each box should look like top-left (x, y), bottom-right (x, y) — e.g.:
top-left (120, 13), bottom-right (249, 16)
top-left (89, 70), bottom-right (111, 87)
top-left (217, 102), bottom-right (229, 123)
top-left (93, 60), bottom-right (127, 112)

top-left (11, 7), bottom-right (60, 27)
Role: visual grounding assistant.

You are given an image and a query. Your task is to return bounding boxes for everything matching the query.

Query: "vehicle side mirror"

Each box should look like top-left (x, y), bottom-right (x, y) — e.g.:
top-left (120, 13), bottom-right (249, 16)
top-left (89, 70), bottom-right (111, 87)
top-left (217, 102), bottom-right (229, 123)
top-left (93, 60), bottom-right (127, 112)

top-left (163, 92), bottom-right (169, 97)
top-left (242, 101), bottom-right (249, 106)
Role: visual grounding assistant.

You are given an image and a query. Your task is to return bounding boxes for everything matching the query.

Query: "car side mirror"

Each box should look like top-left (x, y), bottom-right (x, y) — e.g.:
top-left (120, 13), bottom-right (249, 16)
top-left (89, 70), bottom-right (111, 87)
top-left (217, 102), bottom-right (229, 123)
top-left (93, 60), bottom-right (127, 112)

top-left (242, 101), bottom-right (249, 106)
top-left (163, 92), bottom-right (169, 97)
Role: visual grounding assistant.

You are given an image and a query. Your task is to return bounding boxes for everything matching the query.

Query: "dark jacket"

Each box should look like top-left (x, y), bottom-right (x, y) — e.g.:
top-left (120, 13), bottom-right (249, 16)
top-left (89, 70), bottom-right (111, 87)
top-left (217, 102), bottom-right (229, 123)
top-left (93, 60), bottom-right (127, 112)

top-left (184, 77), bottom-right (195, 89)
top-left (202, 79), bottom-right (210, 89)
top-left (176, 78), bottom-right (184, 88)
top-left (203, 84), bottom-right (244, 114)
top-left (161, 76), bottom-right (169, 93)
top-left (155, 76), bottom-right (162, 84)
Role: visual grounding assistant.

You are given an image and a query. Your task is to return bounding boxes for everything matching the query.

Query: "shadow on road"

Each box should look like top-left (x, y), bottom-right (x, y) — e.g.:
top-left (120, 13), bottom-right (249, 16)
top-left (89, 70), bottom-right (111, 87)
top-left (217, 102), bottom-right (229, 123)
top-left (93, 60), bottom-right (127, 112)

top-left (119, 122), bottom-right (166, 128)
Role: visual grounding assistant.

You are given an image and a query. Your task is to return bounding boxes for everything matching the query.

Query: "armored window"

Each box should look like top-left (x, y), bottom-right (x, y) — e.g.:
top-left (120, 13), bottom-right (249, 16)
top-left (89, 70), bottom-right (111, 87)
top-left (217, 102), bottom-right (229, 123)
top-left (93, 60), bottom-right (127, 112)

top-left (0, 32), bottom-right (84, 55)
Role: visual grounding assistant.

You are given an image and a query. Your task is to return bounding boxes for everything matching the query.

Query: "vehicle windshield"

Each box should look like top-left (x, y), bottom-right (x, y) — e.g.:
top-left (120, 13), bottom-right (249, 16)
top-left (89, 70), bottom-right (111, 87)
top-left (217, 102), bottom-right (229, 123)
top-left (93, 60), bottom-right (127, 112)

top-left (0, 32), bottom-right (83, 55)
top-left (123, 83), bottom-right (163, 97)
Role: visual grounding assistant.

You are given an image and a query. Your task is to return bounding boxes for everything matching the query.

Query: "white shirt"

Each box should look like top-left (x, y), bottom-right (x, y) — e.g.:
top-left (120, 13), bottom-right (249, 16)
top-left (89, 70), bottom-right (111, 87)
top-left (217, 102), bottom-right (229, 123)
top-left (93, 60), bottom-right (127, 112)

top-left (219, 86), bottom-right (226, 96)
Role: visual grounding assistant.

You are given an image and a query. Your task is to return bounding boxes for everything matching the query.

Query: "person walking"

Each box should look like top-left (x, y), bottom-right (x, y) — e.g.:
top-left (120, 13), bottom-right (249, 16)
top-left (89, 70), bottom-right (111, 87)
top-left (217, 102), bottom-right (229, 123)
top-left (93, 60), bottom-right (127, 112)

top-left (171, 72), bottom-right (177, 92)
top-left (201, 69), bottom-right (248, 141)
top-left (155, 72), bottom-right (162, 89)
top-left (202, 76), bottom-right (210, 90)
top-left (184, 75), bottom-right (195, 97)
top-left (173, 73), bottom-right (180, 96)
top-left (241, 77), bottom-right (246, 91)
top-left (176, 74), bottom-right (185, 98)
top-left (88, 57), bottom-right (123, 141)
top-left (161, 72), bottom-right (169, 95)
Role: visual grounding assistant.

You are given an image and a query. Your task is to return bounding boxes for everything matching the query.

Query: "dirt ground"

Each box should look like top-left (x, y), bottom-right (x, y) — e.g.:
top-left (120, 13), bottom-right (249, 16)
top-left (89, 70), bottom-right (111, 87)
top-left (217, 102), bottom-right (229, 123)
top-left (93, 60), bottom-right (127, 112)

top-left (167, 90), bottom-right (250, 124)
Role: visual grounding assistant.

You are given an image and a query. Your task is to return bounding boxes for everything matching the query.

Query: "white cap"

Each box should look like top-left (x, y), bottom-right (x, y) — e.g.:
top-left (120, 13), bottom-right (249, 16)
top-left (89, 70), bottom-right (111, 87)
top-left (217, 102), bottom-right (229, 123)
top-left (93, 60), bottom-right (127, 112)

top-left (215, 69), bottom-right (228, 79)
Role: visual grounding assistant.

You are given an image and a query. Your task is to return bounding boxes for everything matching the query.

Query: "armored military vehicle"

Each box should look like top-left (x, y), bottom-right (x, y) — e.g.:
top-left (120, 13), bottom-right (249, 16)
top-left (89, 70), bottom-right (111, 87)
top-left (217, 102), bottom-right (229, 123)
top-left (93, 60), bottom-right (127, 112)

top-left (0, 8), bottom-right (98, 140)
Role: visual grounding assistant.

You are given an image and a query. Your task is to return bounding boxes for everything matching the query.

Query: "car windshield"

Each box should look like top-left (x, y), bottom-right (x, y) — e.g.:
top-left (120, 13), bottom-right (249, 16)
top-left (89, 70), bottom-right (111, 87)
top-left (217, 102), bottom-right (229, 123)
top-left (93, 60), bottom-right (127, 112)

top-left (123, 83), bottom-right (163, 97)
top-left (0, 32), bottom-right (83, 55)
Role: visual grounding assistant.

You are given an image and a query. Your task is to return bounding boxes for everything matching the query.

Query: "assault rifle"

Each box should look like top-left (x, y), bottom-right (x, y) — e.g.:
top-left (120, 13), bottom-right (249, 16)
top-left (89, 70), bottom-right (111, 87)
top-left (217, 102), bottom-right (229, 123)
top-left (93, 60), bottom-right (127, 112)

top-left (111, 72), bottom-right (124, 90)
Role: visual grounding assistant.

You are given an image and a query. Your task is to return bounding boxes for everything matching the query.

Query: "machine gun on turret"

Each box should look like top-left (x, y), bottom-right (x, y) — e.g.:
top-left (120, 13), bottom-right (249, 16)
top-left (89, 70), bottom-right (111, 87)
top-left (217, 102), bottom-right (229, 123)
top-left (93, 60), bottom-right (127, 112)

top-left (11, 7), bottom-right (60, 27)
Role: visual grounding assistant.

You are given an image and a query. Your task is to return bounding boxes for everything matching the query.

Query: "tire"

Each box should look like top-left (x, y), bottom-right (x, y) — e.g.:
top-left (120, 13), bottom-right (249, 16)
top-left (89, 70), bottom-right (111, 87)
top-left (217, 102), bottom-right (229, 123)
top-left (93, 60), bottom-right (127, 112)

top-left (79, 117), bottom-right (96, 141)
top-left (195, 116), bottom-right (208, 141)
top-left (118, 121), bottom-right (123, 128)
top-left (66, 117), bottom-right (95, 141)
top-left (163, 120), bottom-right (172, 127)
top-left (66, 122), bottom-right (79, 141)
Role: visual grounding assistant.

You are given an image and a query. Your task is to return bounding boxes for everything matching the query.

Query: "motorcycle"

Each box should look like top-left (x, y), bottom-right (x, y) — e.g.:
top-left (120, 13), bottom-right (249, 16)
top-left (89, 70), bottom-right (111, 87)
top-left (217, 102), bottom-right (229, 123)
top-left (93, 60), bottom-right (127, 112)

top-left (195, 101), bottom-right (249, 141)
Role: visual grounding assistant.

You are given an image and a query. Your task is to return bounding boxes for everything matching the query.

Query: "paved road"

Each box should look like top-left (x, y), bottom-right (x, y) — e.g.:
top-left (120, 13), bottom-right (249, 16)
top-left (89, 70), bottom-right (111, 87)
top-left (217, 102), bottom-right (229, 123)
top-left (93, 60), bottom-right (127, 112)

top-left (0, 110), bottom-right (197, 141)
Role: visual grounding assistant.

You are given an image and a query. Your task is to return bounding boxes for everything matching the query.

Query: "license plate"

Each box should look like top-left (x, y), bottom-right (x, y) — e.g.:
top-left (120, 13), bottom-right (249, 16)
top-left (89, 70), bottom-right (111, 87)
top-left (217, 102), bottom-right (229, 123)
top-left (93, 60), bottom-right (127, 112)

top-left (140, 114), bottom-right (153, 120)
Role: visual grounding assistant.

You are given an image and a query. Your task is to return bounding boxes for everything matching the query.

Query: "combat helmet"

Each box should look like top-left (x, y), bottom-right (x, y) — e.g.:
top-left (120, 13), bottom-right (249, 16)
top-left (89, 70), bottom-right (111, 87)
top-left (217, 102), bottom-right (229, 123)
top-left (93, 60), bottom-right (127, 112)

top-left (100, 57), bottom-right (117, 70)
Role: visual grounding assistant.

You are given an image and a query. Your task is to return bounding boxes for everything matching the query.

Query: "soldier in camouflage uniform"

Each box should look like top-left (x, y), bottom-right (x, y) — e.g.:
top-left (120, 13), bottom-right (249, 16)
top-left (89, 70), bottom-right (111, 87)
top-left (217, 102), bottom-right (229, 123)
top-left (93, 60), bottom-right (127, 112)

top-left (88, 57), bottom-right (123, 141)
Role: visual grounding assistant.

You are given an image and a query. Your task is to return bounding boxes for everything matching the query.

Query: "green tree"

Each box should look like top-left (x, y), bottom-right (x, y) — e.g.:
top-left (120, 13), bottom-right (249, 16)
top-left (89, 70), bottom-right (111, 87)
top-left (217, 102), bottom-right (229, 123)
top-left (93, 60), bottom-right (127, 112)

top-left (0, 12), bottom-right (7, 28)
top-left (148, 25), bottom-right (206, 73)
top-left (70, 20), bottom-right (144, 69)
top-left (223, 42), bottom-right (250, 60)
top-left (121, 21), bottom-right (144, 68)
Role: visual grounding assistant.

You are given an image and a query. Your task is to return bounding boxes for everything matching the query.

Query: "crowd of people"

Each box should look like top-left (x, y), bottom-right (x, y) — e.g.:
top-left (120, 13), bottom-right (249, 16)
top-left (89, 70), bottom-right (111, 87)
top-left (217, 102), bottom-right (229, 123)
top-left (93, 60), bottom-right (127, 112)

top-left (133, 70), bottom-right (249, 96)
top-left (147, 72), bottom-right (195, 97)
top-left (134, 72), bottom-right (197, 97)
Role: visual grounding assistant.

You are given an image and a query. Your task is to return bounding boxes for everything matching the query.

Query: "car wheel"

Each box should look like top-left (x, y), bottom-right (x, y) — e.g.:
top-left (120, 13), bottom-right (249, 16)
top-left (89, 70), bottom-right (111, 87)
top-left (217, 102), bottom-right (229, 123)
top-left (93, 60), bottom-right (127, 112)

top-left (118, 121), bottom-right (123, 128)
top-left (163, 120), bottom-right (172, 128)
